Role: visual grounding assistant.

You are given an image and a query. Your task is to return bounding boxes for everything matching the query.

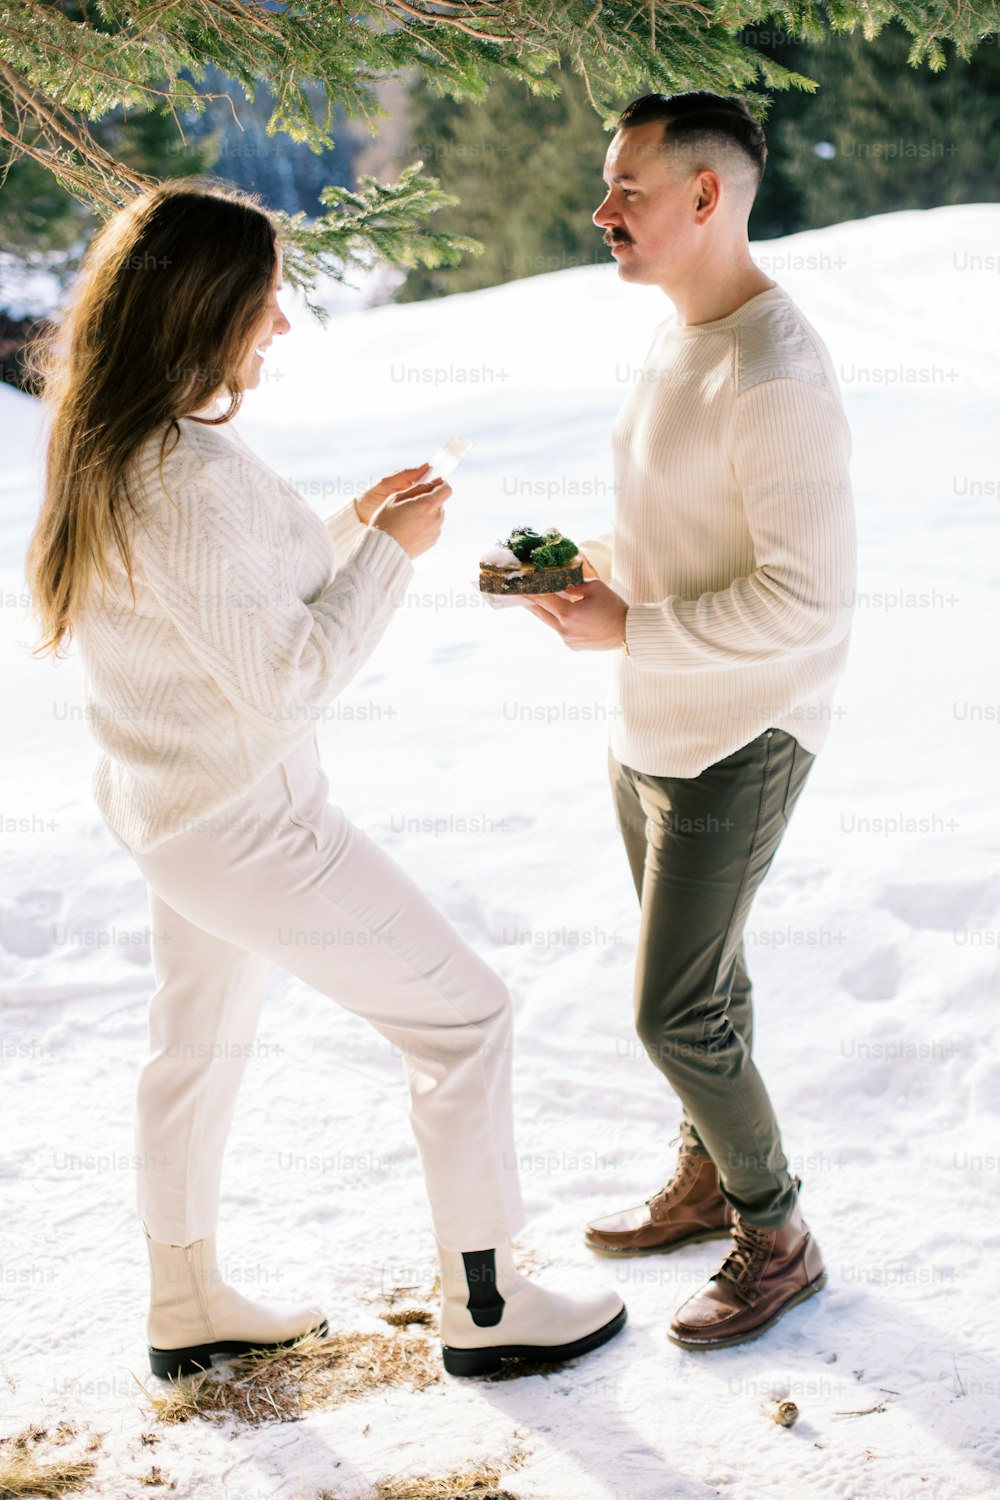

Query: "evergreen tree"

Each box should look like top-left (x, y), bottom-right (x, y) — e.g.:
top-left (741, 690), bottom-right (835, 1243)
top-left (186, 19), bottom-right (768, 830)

top-left (749, 23), bottom-right (1000, 237)
top-left (398, 21), bottom-right (1000, 299)
top-left (398, 65), bottom-right (608, 301)
top-left (3, 0), bottom-right (996, 294)
top-left (175, 69), bottom-right (357, 220)
top-left (0, 102), bottom-right (217, 265)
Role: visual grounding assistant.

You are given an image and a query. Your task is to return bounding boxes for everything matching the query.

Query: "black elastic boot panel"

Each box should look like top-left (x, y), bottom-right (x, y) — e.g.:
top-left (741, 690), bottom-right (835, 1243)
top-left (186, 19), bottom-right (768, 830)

top-left (461, 1248), bottom-right (505, 1328)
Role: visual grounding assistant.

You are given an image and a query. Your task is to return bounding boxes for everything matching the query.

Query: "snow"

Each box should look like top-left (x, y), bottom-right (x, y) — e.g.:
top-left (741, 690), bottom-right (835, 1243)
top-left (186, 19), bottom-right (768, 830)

top-left (479, 546), bottom-right (522, 569)
top-left (2, 205), bottom-right (999, 1499)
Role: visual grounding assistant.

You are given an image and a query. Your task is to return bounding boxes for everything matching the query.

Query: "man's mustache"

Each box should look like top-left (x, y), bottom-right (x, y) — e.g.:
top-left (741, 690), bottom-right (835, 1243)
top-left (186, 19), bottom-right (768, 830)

top-left (603, 228), bottom-right (633, 247)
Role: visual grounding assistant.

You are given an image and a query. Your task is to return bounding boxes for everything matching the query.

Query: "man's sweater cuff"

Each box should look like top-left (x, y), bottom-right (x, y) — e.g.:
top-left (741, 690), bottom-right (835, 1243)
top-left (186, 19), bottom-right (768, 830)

top-left (325, 499), bottom-right (368, 557)
top-left (350, 525), bottom-right (414, 605)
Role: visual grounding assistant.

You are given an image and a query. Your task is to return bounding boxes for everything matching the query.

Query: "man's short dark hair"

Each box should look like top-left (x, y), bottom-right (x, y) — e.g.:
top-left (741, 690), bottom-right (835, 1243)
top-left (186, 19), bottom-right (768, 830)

top-left (617, 91), bottom-right (767, 188)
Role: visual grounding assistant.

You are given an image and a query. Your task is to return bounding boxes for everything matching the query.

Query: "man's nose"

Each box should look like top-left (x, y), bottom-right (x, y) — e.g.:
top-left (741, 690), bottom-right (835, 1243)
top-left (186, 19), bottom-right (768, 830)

top-left (593, 196), bottom-right (616, 229)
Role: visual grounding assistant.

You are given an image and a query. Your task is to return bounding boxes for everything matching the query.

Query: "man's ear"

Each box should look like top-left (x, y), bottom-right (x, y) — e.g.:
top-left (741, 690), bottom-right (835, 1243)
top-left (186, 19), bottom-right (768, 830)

top-left (693, 169), bottom-right (722, 220)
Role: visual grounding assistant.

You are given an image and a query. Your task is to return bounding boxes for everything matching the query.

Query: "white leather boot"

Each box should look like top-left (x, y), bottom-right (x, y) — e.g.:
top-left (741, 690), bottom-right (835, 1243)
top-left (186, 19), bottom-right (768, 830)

top-left (145, 1226), bottom-right (328, 1379)
top-left (438, 1242), bottom-right (626, 1376)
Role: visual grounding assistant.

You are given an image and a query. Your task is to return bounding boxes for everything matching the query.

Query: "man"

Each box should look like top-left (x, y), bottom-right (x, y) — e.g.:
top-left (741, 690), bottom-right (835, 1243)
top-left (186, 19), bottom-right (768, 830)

top-left (524, 92), bottom-right (856, 1349)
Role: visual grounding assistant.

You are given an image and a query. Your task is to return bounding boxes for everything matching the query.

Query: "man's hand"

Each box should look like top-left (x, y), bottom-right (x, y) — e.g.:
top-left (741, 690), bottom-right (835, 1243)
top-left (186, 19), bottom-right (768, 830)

top-left (523, 580), bottom-right (628, 651)
top-left (356, 464), bottom-right (431, 525)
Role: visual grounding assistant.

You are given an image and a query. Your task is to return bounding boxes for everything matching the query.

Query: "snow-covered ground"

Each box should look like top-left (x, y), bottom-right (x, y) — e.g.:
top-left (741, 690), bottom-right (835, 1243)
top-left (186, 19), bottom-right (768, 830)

top-left (2, 205), bottom-right (999, 1499)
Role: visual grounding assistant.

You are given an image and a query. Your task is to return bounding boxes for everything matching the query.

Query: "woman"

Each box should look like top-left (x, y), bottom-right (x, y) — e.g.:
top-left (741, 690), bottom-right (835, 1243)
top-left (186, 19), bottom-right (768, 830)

top-left (25, 180), bottom-right (625, 1381)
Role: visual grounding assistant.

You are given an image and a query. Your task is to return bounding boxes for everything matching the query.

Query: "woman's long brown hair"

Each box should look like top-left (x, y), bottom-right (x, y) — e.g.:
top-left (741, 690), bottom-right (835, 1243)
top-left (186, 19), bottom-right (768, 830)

top-left (26, 179), bottom-right (278, 656)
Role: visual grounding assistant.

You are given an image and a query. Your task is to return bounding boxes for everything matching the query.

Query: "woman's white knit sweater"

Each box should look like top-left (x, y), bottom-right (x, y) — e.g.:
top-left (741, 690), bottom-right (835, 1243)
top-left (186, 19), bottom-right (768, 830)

top-left (74, 414), bottom-right (413, 852)
top-left (580, 284), bottom-right (857, 777)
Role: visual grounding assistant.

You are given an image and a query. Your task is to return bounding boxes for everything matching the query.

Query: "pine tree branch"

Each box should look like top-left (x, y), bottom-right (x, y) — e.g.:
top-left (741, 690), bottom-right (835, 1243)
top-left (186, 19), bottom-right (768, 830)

top-left (2, 0), bottom-right (997, 288)
top-left (0, 58), bottom-right (149, 195)
top-left (379, 0), bottom-right (515, 42)
top-left (275, 162), bottom-right (482, 313)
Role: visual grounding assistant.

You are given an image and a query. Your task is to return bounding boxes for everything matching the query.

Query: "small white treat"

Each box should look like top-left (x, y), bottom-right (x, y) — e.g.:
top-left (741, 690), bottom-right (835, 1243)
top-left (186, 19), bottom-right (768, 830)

top-left (480, 545), bottom-right (521, 569)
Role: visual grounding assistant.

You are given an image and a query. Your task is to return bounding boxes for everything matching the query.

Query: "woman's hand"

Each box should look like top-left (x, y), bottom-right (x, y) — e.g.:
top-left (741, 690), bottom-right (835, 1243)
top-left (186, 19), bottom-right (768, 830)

top-left (372, 479), bottom-right (451, 559)
top-left (356, 464), bottom-right (431, 525)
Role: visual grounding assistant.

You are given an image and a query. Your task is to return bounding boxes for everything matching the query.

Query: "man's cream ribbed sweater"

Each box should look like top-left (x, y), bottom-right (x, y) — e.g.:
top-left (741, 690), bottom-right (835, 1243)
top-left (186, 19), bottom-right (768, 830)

top-left (580, 284), bottom-right (857, 777)
top-left (74, 415), bottom-right (413, 853)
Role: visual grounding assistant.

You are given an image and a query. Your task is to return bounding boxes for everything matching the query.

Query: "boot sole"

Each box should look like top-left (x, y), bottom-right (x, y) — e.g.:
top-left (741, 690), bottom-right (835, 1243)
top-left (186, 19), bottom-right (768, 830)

top-left (441, 1303), bottom-right (627, 1377)
top-left (667, 1270), bottom-right (827, 1351)
top-left (149, 1318), bottom-right (330, 1380)
top-left (585, 1226), bottom-right (733, 1257)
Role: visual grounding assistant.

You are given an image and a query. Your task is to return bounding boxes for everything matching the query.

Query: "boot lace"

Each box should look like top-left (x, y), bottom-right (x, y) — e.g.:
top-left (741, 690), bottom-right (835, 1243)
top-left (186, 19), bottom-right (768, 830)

top-left (715, 1216), bottom-right (773, 1305)
top-left (647, 1143), bottom-right (700, 1221)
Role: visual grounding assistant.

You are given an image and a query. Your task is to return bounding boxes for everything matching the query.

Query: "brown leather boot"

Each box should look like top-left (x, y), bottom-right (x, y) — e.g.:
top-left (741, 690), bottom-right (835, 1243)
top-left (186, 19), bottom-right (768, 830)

top-left (668, 1198), bottom-right (826, 1349)
top-left (585, 1147), bottom-right (734, 1256)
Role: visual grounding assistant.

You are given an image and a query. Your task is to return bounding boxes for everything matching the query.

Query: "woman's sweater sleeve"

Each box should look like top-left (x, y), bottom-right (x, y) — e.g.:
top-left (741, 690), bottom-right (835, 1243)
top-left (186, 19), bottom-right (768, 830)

top-left (132, 449), bottom-right (413, 736)
top-left (325, 498), bottom-right (369, 562)
top-left (624, 378), bottom-right (857, 671)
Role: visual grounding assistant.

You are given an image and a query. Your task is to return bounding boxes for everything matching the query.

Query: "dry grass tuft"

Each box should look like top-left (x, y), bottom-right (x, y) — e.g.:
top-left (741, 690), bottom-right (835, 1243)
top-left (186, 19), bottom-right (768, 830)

top-left (134, 1465), bottom-right (175, 1488)
top-left (481, 1354), bottom-right (568, 1383)
top-left (331, 1463), bottom-right (521, 1500)
top-left (142, 1327), bottom-right (441, 1427)
top-left (0, 1424), bottom-right (100, 1498)
top-left (381, 1307), bottom-right (434, 1328)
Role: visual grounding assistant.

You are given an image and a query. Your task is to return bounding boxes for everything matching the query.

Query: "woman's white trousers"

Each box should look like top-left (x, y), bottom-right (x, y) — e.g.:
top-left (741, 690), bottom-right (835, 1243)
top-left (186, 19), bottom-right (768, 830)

top-left (119, 732), bottom-right (526, 1251)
